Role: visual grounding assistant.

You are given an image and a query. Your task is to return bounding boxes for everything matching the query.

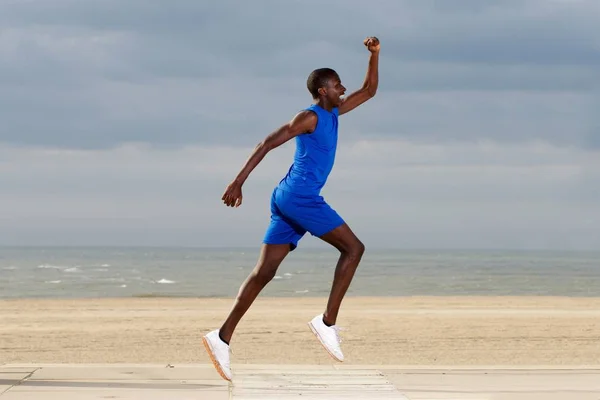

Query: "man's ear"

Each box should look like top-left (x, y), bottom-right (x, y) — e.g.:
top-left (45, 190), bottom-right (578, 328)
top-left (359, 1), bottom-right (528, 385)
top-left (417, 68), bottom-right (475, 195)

top-left (317, 87), bottom-right (326, 97)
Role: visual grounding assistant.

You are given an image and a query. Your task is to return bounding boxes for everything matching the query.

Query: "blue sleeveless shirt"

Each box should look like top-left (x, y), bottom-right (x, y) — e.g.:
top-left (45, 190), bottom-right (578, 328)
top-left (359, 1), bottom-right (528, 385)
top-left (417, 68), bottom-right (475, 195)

top-left (277, 104), bottom-right (339, 196)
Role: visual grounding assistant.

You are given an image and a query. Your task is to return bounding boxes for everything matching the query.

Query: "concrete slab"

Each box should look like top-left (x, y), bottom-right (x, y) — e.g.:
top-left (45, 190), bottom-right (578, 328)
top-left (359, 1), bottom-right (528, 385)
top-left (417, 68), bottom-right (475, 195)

top-left (0, 371), bottom-right (36, 395)
top-left (26, 365), bottom-right (222, 381)
top-left (0, 373), bottom-right (32, 381)
top-left (231, 366), bottom-right (407, 399)
top-left (0, 368), bottom-right (39, 374)
top-left (1, 390), bottom-right (230, 400)
top-left (385, 368), bottom-right (600, 400)
top-left (333, 364), bottom-right (600, 371)
top-left (8, 378), bottom-right (227, 390)
top-left (1, 365), bottom-right (230, 400)
top-left (0, 364), bottom-right (599, 400)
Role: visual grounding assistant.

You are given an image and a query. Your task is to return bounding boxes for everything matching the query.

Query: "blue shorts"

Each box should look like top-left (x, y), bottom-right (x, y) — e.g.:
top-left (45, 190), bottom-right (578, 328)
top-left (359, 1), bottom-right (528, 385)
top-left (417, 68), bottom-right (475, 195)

top-left (263, 187), bottom-right (345, 250)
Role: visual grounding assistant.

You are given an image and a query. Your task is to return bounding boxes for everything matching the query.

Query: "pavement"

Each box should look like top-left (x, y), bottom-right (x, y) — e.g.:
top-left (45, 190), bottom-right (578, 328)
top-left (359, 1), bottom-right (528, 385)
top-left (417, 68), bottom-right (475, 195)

top-left (1, 363), bottom-right (600, 399)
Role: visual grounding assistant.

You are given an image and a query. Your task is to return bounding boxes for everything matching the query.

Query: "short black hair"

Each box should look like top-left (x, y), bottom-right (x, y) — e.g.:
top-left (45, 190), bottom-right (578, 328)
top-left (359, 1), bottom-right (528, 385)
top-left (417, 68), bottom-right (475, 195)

top-left (306, 68), bottom-right (338, 99)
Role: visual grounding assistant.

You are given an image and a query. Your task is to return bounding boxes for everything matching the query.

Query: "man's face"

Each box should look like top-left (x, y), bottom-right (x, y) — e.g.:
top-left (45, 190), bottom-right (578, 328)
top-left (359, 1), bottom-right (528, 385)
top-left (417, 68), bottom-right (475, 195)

top-left (322, 75), bottom-right (346, 106)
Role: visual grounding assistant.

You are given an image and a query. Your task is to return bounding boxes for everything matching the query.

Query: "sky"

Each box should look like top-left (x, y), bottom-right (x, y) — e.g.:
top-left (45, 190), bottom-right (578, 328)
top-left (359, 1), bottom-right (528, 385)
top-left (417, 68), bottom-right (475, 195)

top-left (0, 0), bottom-right (599, 250)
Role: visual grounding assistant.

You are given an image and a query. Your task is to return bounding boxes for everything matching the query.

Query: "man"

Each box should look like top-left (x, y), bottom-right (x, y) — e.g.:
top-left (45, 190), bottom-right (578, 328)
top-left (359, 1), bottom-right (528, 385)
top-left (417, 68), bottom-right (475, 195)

top-left (203, 36), bottom-right (380, 382)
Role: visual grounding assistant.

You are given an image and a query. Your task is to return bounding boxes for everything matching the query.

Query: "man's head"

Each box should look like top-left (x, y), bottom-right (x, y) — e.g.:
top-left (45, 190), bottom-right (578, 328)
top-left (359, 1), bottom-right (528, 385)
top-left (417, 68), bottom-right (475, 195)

top-left (307, 68), bottom-right (346, 107)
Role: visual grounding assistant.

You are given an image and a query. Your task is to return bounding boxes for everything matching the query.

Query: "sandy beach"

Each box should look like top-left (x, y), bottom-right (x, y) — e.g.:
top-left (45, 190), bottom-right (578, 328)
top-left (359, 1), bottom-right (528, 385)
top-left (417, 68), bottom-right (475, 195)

top-left (1, 296), bottom-right (599, 366)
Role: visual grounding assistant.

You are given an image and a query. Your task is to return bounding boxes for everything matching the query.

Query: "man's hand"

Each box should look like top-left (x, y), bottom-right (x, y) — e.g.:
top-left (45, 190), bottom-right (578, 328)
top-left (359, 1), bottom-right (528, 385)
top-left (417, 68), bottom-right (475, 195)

top-left (364, 36), bottom-right (380, 53)
top-left (222, 180), bottom-right (243, 208)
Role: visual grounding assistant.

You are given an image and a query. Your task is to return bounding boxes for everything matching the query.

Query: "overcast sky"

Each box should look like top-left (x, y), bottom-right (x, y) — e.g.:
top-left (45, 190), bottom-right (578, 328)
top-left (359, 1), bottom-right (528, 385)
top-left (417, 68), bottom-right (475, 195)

top-left (1, 0), bottom-right (598, 250)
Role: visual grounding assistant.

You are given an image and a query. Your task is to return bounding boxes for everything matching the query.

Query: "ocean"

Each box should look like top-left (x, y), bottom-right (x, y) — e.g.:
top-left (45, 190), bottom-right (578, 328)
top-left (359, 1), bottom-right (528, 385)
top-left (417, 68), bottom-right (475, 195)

top-left (1, 247), bottom-right (599, 299)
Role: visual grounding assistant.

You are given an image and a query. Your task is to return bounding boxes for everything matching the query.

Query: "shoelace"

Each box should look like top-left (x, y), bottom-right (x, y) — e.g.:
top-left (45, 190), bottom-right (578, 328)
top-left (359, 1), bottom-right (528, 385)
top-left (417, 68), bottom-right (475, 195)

top-left (330, 325), bottom-right (345, 344)
top-left (220, 347), bottom-right (233, 369)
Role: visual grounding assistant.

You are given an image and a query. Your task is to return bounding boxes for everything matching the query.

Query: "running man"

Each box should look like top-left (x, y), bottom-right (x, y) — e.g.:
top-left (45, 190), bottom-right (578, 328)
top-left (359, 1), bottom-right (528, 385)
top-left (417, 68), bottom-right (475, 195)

top-left (203, 36), bottom-right (380, 381)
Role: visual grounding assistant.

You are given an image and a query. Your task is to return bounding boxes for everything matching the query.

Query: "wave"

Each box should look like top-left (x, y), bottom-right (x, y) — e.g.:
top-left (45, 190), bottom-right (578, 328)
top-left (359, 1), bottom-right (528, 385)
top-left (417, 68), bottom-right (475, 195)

top-left (154, 279), bottom-right (175, 284)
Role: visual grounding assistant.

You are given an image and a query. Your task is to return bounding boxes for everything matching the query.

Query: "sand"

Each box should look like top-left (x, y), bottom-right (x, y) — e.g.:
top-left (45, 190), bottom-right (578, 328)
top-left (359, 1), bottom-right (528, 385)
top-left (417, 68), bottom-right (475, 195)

top-left (1, 296), bottom-right (600, 365)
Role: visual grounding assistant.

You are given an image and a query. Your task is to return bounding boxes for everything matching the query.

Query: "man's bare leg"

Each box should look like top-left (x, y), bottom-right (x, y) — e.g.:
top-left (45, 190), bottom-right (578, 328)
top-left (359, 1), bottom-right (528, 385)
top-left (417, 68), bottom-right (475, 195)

top-left (203, 243), bottom-right (291, 381)
top-left (307, 223), bottom-right (364, 362)
top-left (218, 243), bottom-right (291, 344)
top-left (318, 223), bottom-right (365, 326)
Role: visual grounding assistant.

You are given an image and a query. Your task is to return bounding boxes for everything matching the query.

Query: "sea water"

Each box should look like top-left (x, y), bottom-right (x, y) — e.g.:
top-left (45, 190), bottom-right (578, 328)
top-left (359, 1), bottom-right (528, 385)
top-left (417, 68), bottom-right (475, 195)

top-left (1, 247), bottom-right (599, 299)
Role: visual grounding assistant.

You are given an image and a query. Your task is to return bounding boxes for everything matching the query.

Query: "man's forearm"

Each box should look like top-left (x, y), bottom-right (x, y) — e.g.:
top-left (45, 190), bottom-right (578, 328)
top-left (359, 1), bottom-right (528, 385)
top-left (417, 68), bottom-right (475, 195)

top-left (234, 142), bottom-right (269, 185)
top-left (362, 51), bottom-right (379, 96)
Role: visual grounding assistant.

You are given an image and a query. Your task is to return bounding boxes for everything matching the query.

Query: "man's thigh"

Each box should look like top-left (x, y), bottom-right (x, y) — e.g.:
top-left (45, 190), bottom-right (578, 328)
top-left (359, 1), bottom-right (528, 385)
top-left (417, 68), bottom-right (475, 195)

top-left (284, 195), bottom-right (346, 238)
top-left (264, 191), bottom-right (307, 251)
top-left (263, 215), bottom-right (306, 250)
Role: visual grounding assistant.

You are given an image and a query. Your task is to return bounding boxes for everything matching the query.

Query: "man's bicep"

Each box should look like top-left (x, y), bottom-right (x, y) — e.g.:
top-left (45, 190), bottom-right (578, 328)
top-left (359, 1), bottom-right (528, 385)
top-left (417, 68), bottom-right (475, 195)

top-left (263, 111), bottom-right (317, 149)
top-left (288, 110), bottom-right (318, 134)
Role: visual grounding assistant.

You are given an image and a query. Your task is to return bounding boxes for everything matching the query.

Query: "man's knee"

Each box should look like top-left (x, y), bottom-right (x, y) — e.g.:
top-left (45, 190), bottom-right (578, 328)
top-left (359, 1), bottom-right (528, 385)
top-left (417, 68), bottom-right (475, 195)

top-left (251, 243), bottom-right (289, 285)
top-left (347, 239), bottom-right (365, 260)
top-left (252, 264), bottom-right (278, 285)
top-left (354, 240), bottom-right (366, 257)
top-left (320, 223), bottom-right (365, 258)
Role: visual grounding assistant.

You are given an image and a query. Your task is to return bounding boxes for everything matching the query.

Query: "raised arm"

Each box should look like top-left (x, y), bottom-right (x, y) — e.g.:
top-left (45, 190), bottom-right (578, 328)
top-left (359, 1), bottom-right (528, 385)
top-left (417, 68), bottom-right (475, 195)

top-left (339, 36), bottom-right (380, 116)
top-left (221, 110), bottom-right (317, 207)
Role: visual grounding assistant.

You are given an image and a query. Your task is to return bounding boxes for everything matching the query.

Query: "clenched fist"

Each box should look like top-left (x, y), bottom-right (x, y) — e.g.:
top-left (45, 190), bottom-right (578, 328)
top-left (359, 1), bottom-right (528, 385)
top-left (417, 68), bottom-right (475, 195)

top-left (364, 36), bottom-right (380, 53)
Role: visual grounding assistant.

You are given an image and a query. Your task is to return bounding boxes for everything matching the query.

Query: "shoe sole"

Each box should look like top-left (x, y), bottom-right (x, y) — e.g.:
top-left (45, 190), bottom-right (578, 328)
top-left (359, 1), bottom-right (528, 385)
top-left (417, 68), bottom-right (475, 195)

top-left (308, 321), bottom-right (344, 362)
top-left (201, 336), bottom-right (232, 382)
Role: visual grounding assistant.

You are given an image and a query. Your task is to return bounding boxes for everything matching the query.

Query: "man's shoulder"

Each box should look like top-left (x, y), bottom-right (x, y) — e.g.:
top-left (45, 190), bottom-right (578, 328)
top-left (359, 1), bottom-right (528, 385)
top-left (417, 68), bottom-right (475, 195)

top-left (304, 104), bottom-right (339, 116)
top-left (289, 108), bottom-right (319, 134)
top-left (295, 108), bottom-right (319, 123)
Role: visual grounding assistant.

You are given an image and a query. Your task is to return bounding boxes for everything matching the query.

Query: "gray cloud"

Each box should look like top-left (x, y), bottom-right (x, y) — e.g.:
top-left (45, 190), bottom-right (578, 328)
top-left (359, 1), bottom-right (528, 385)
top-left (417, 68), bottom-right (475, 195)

top-left (0, 0), bottom-right (598, 150)
top-left (1, 140), bottom-right (598, 250)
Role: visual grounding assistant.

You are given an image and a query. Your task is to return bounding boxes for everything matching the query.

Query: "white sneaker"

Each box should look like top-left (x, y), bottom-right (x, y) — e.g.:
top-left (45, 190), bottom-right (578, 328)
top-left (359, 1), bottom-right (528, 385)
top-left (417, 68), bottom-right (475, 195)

top-left (202, 329), bottom-right (232, 381)
top-left (308, 314), bottom-right (344, 362)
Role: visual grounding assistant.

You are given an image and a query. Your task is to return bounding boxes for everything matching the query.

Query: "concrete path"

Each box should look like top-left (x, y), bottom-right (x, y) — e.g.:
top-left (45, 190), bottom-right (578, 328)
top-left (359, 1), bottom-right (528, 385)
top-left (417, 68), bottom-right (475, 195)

top-left (1, 364), bottom-right (599, 399)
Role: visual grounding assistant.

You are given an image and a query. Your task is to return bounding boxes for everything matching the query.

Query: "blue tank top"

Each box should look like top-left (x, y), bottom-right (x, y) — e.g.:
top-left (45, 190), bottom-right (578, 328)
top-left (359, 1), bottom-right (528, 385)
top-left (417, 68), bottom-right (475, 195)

top-left (277, 104), bottom-right (339, 196)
